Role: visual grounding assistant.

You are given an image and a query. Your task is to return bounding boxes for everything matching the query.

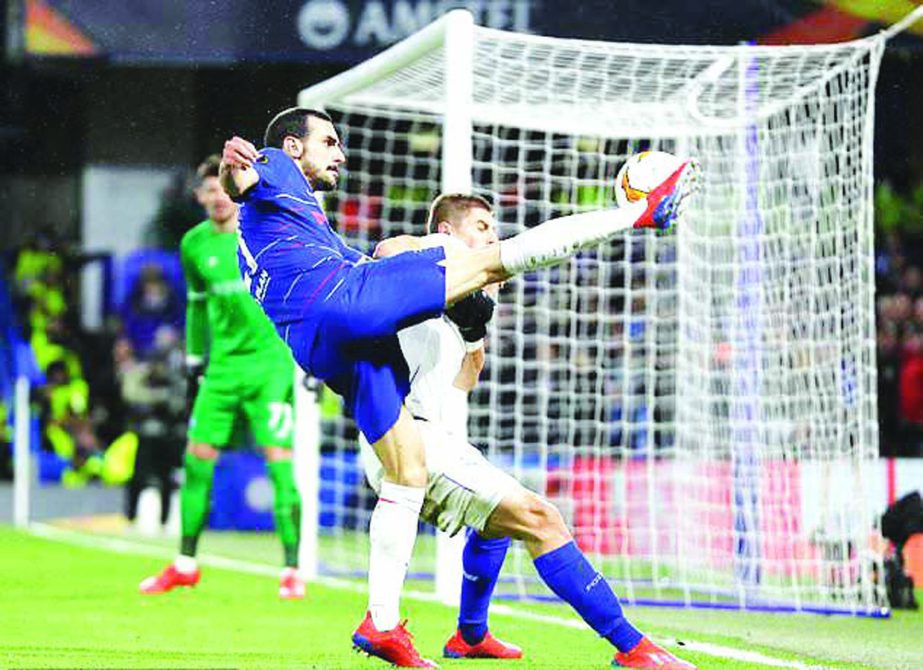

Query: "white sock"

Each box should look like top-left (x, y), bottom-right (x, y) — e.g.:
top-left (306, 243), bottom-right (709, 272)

top-left (174, 554), bottom-right (198, 574)
top-left (499, 202), bottom-right (645, 274)
top-left (368, 481), bottom-right (425, 631)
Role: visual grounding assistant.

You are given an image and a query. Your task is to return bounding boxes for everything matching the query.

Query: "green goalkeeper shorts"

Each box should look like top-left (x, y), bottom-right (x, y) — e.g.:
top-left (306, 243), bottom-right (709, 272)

top-left (188, 360), bottom-right (294, 449)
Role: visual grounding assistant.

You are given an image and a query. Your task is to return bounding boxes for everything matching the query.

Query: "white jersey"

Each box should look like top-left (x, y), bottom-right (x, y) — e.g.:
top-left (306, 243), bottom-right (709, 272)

top-left (362, 318), bottom-right (518, 535)
top-left (397, 232), bottom-right (474, 437)
top-left (398, 315), bottom-right (470, 435)
top-left (360, 234), bottom-right (520, 535)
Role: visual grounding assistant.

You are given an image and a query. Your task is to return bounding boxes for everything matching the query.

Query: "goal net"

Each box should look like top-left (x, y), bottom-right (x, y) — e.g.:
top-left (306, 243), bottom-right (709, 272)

top-left (296, 10), bottom-right (893, 616)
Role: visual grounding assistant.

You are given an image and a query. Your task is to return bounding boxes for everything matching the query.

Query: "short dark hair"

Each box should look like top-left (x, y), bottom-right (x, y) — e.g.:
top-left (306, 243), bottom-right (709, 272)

top-left (263, 107), bottom-right (334, 148)
top-left (195, 154), bottom-right (221, 184)
top-left (426, 193), bottom-right (493, 234)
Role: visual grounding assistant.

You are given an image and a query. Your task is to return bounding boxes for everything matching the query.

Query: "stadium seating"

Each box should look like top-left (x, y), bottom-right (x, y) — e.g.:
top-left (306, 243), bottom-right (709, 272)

top-left (0, 257), bottom-right (45, 475)
top-left (113, 250), bottom-right (186, 357)
top-left (112, 250), bottom-right (185, 314)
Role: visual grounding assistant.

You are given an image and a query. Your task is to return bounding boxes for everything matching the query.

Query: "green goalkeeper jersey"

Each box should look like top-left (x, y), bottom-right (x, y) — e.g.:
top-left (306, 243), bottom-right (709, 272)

top-left (180, 220), bottom-right (292, 377)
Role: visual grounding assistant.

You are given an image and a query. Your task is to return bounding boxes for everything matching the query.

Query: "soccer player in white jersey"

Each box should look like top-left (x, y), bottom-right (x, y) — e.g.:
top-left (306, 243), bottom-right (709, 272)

top-left (360, 194), bottom-right (698, 670)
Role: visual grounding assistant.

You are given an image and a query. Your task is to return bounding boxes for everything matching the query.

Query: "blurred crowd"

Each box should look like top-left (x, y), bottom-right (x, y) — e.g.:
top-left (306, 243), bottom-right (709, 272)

top-left (1, 208), bottom-right (922, 498)
top-left (876, 230), bottom-right (923, 457)
top-left (2, 230), bottom-right (186, 506)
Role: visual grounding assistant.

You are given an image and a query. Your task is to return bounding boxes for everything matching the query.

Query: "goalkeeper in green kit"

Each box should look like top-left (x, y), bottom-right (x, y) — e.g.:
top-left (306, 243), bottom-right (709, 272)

top-left (140, 155), bottom-right (304, 600)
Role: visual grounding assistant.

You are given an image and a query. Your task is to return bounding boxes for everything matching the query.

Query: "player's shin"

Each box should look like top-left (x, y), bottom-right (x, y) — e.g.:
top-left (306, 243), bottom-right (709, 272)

top-left (533, 541), bottom-right (643, 653)
top-left (498, 204), bottom-right (644, 275)
top-left (368, 480), bottom-right (425, 631)
top-left (266, 459), bottom-right (301, 568)
top-left (179, 451), bottom-right (216, 558)
top-left (458, 531), bottom-right (510, 644)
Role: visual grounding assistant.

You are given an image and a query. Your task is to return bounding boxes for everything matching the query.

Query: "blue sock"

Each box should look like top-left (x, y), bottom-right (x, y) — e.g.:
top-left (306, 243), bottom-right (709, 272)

top-left (533, 541), bottom-right (643, 653)
top-left (458, 529), bottom-right (510, 645)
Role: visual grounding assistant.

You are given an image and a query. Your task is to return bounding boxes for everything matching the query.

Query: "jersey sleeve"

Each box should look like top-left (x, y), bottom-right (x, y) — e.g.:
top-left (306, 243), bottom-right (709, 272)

top-left (336, 236), bottom-right (368, 264)
top-left (180, 235), bottom-right (209, 366)
top-left (235, 147), bottom-right (291, 203)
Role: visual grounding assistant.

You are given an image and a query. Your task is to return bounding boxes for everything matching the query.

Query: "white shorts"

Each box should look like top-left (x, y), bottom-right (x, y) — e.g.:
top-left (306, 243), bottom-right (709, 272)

top-left (359, 420), bottom-right (521, 536)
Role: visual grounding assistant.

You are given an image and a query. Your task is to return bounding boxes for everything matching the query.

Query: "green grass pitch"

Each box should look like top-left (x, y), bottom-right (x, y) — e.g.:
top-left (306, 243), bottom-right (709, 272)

top-left (1, 525), bottom-right (921, 669)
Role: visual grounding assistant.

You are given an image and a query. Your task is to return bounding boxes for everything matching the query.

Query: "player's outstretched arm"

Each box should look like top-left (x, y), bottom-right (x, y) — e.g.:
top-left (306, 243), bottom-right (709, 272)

top-left (179, 238), bottom-right (208, 411)
top-left (447, 286), bottom-right (494, 391)
top-left (453, 347), bottom-right (485, 393)
top-left (219, 136), bottom-right (260, 199)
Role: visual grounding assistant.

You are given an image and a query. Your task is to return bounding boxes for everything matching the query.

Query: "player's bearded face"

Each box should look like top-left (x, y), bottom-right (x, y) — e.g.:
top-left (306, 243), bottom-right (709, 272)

top-left (298, 120), bottom-right (346, 192)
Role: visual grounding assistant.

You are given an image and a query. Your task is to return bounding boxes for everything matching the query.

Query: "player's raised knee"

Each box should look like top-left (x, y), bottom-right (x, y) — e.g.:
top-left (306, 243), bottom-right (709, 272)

top-left (495, 490), bottom-right (570, 546)
top-left (374, 445), bottom-right (427, 486)
top-left (383, 462), bottom-right (428, 488)
top-left (525, 494), bottom-right (569, 541)
top-left (373, 235), bottom-right (424, 258)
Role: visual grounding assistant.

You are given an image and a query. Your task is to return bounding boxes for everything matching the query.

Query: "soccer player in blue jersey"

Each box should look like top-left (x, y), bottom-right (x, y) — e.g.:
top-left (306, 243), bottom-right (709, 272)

top-left (220, 107), bottom-right (696, 668)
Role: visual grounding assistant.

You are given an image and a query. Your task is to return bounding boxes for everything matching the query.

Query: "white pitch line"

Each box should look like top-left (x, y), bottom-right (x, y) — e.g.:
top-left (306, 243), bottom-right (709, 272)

top-left (662, 639), bottom-right (834, 670)
top-left (27, 523), bottom-right (834, 670)
top-left (485, 604), bottom-right (833, 670)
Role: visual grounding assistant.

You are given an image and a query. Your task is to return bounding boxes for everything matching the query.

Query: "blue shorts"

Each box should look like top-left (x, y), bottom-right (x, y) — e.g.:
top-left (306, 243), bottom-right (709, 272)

top-left (292, 246), bottom-right (447, 443)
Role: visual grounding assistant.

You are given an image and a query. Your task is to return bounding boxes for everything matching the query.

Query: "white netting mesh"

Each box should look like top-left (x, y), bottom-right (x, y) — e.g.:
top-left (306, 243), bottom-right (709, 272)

top-left (305, 25), bottom-right (886, 615)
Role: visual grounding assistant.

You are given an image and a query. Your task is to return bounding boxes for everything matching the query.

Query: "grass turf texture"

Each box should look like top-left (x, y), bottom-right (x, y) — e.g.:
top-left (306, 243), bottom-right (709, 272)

top-left (1, 526), bottom-right (921, 669)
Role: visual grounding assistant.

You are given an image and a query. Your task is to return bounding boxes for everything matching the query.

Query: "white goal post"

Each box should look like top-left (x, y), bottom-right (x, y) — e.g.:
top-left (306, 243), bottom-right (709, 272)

top-left (294, 7), bottom-right (923, 616)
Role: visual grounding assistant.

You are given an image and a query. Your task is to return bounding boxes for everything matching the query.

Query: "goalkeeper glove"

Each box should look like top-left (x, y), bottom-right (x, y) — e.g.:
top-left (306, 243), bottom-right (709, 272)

top-left (446, 290), bottom-right (495, 343)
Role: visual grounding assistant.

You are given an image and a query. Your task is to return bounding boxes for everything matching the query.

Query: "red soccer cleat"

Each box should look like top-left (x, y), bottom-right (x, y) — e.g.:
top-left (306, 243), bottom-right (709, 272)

top-left (352, 611), bottom-right (438, 668)
top-left (139, 563), bottom-right (200, 594)
top-left (633, 160), bottom-right (700, 232)
top-left (612, 637), bottom-right (697, 669)
top-left (279, 567), bottom-right (305, 600)
top-left (443, 629), bottom-right (523, 659)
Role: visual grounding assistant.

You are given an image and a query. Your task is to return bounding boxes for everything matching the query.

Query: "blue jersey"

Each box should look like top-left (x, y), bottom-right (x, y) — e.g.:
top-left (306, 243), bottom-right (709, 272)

top-left (236, 147), bottom-right (364, 343)
top-left (234, 146), bottom-right (447, 443)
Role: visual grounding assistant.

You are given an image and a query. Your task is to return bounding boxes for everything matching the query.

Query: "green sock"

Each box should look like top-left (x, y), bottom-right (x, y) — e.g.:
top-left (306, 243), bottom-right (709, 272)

top-left (180, 452), bottom-right (216, 557)
top-left (267, 459), bottom-right (301, 568)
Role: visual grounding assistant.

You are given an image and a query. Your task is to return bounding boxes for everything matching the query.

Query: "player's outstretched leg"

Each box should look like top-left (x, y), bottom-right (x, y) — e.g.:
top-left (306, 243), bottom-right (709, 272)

top-left (484, 489), bottom-right (697, 670)
top-left (434, 159), bottom-right (700, 306)
top-left (497, 160), bottom-right (699, 276)
top-left (266, 456), bottom-right (304, 600)
top-left (443, 530), bottom-right (522, 660)
top-left (139, 447), bottom-right (216, 594)
top-left (534, 541), bottom-right (694, 670)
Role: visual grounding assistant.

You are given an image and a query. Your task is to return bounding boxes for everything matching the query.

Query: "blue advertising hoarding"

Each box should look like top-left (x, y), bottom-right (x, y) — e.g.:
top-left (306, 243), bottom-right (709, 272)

top-left (17, 0), bottom-right (923, 64)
